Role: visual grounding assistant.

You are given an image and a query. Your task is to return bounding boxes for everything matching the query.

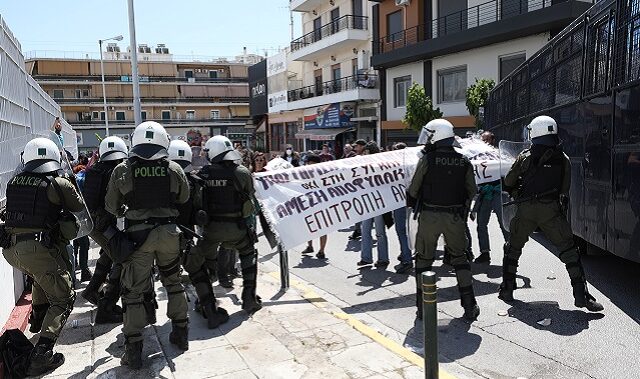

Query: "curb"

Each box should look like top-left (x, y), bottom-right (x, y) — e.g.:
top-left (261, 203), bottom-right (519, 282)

top-left (0, 291), bottom-right (32, 378)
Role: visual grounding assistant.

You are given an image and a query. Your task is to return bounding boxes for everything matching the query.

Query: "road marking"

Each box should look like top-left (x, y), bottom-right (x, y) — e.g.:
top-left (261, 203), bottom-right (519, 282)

top-left (267, 271), bottom-right (457, 379)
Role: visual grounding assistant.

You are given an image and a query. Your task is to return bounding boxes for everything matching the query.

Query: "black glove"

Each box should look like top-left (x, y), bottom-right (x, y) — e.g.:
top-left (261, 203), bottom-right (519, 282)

top-left (406, 192), bottom-right (417, 208)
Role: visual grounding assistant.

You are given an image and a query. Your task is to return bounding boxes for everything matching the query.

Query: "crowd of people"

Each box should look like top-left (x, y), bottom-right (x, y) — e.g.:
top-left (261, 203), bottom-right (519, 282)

top-left (0, 115), bottom-right (605, 376)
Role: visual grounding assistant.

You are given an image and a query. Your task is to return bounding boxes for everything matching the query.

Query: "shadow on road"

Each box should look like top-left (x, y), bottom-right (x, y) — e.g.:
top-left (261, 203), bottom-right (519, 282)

top-left (403, 318), bottom-right (482, 362)
top-left (506, 300), bottom-right (604, 335)
top-left (293, 255), bottom-right (329, 269)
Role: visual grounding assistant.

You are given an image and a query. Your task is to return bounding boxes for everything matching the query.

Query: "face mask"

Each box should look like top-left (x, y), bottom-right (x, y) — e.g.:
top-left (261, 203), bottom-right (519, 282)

top-left (286, 149), bottom-right (292, 155)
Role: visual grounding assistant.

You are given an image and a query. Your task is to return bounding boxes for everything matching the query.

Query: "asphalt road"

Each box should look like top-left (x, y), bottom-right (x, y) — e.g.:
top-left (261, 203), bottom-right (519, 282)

top-left (257, 213), bottom-right (640, 379)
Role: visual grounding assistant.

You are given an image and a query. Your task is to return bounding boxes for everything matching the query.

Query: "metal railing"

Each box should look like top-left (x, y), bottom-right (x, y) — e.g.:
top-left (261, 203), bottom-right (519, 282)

top-left (24, 50), bottom-right (250, 64)
top-left (374, 0), bottom-right (591, 54)
top-left (287, 74), bottom-right (378, 102)
top-left (291, 15), bottom-right (368, 52)
top-left (68, 117), bottom-right (250, 125)
top-left (32, 74), bottom-right (248, 84)
top-left (53, 97), bottom-right (249, 104)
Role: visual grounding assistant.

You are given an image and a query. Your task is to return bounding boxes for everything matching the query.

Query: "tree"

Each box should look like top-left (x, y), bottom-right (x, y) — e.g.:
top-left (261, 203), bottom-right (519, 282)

top-left (402, 82), bottom-right (443, 132)
top-left (465, 78), bottom-right (495, 129)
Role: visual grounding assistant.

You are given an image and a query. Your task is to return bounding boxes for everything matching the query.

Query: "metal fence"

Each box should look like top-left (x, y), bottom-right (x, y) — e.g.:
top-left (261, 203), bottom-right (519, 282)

top-left (287, 74), bottom-right (378, 102)
top-left (291, 15), bottom-right (368, 52)
top-left (486, 0), bottom-right (639, 129)
top-left (32, 74), bottom-right (249, 84)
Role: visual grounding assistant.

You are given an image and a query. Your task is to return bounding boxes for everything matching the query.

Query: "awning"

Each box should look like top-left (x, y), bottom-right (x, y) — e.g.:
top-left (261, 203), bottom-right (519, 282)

top-left (256, 118), bottom-right (267, 133)
top-left (295, 127), bottom-right (354, 141)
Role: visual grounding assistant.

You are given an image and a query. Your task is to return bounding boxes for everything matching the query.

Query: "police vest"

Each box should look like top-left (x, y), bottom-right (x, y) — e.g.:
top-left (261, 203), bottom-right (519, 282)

top-left (175, 173), bottom-right (197, 226)
top-left (200, 163), bottom-right (243, 216)
top-left (125, 158), bottom-right (173, 210)
top-left (420, 149), bottom-right (470, 207)
top-left (83, 161), bottom-right (118, 212)
top-left (5, 173), bottom-right (62, 229)
top-left (518, 148), bottom-right (565, 199)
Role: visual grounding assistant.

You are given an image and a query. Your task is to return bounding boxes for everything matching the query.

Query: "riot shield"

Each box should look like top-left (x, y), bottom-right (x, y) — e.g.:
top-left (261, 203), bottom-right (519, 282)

top-left (49, 131), bottom-right (94, 238)
top-left (401, 147), bottom-right (421, 251)
top-left (499, 140), bottom-right (531, 232)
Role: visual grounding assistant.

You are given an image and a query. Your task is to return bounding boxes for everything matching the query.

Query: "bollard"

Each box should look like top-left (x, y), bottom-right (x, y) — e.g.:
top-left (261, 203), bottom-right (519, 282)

top-left (277, 244), bottom-right (290, 290)
top-left (422, 271), bottom-right (438, 379)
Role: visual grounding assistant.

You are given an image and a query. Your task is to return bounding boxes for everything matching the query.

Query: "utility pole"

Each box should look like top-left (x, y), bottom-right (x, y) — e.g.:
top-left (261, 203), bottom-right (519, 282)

top-left (127, 0), bottom-right (142, 126)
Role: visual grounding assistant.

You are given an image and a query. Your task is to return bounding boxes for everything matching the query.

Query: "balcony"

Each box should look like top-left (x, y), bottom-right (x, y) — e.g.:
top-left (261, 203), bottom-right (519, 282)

top-left (290, 0), bottom-right (325, 12)
top-left (32, 74), bottom-right (248, 84)
top-left (372, 0), bottom-right (593, 68)
top-left (290, 15), bottom-right (368, 61)
top-left (69, 117), bottom-right (250, 128)
top-left (287, 74), bottom-right (379, 109)
top-left (53, 97), bottom-right (249, 106)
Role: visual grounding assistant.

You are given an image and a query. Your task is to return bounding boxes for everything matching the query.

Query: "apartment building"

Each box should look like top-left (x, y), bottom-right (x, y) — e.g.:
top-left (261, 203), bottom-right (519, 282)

top-left (264, 0), bottom-right (380, 157)
top-left (370, 0), bottom-right (593, 146)
top-left (25, 45), bottom-right (261, 151)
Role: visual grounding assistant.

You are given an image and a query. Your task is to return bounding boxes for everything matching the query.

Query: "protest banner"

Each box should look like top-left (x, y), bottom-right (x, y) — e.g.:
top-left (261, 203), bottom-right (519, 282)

top-left (254, 138), bottom-right (515, 250)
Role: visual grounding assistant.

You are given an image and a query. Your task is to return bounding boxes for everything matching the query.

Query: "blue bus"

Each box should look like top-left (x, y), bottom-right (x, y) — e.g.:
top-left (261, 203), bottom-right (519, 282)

top-left (485, 0), bottom-right (640, 262)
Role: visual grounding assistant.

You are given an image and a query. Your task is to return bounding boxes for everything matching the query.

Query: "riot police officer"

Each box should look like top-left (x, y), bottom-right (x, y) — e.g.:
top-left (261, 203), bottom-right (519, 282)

top-left (169, 139), bottom-right (231, 329)
top-left (81, 136), bottom-right (128, 324)
top-left (407, 119), bottom-right (480, 321)
top-left (105, 121), bottom-right (190, 369)
top-left (2, 138), bottom-right (85, 376)
top-left (500, 115), bottom-right (603, 312)
top-left (184, 135), bottom-right (262, 317)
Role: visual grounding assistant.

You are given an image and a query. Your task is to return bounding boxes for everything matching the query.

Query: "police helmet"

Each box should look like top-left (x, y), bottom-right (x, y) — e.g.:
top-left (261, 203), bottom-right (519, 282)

top-left (205, 135), bottom-right (242, 163)
top-left (417, 119), bottom-right (455, 145)
top-left (130, 121), bottom-right (171, 160)
top-left (527, 115), bottom-right (559, 146)
top-left (168, 140), bottom-right (194, 172)
top-left (22, 137), bottom-right (62, 173)
top-left (99, 136), bottom-right (128, 162)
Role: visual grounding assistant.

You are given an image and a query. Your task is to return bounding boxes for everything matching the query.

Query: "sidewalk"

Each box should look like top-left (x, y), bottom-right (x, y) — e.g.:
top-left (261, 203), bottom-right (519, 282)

top-left (34, 247), bottom-right (429, 379)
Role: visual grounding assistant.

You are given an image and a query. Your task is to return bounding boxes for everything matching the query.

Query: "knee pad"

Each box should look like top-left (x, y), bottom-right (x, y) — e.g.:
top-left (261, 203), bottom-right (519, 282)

top-left (158, 256), bottom-right (182, 279)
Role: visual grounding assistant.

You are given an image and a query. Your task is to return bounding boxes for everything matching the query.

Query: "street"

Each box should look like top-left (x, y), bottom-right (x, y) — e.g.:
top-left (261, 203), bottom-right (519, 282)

top-left (258, 214), bottom-right (640, 379)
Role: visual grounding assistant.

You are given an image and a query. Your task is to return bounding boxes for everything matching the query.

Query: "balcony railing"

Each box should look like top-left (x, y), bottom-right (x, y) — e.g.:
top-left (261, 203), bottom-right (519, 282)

top-left (32, 74), bottom-right (248, 83)
top-left (69, 117), bottom-right (250, 126)
top-left (287, 74), bottom-right (378, 102)
top-left (374, 0), bottom-right (589, 54)
top-left (291, 15), bottom-right (368, 52)
top-left (53, 97), bottom-right (249, 104)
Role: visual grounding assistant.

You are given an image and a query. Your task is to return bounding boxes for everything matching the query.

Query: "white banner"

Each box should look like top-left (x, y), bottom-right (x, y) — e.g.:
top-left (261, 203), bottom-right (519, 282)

top-left (254, 138), bottom-right (509, 250)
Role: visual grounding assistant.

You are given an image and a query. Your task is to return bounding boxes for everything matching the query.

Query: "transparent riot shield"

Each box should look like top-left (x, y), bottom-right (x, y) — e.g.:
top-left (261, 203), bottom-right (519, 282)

top-left (499, 140), bottom-right (531, 232)
top-left (49, 131), bottom-right (94, 238)
top-left (401, 146), bottom-right (422, 251)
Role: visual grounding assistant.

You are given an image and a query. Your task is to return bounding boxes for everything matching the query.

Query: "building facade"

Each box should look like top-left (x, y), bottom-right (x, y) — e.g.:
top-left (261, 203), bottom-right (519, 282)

top-left (26, 45), bottom-right (260, 151)
top-left (370, 0), bottom-right (594, 146)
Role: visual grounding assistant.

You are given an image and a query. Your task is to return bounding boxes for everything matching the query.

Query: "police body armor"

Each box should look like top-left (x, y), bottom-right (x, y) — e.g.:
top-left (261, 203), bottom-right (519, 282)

top-left (176, 174), bottom-right (197, 226)
top-left (517, 147), bottom-right (564, 200)
top-left (83, 161), bottom-right (118, 212)
top-left (5, 173), bottom-right (61, 229)
top-left (201, 163), bottom-right (243, 217)
top-left (125, 158), bottom-right (172, 210)
top-left (421, 149), bottom-right (469, 207)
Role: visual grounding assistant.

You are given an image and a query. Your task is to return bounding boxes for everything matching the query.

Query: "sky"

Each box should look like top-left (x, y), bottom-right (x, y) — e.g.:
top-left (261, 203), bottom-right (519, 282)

top-left (0, 0), bottom-right (300, 58)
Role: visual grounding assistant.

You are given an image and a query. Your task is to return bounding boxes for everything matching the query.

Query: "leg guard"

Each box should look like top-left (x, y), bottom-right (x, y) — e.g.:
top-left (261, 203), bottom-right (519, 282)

top-left (240, 255), bottom-right (262, 314)
top-left (560, 246), bottom-right (604, 312)
top-left (81, 259), bottom-right (111, 306)
top-left (459, 285), bottom-right (480, 321)
top-left (499, 243), bottom-right (521, 302)
top-left (95, 297), bottom-right (123, 325)
top-left (169, 320), bottom-right (189, 351)
top-left (189, 267), bottom-right (229, 328)
top-left (121, 335), bottom-right (143, 369)
top-left (29, 303), bottom-right (50, 334)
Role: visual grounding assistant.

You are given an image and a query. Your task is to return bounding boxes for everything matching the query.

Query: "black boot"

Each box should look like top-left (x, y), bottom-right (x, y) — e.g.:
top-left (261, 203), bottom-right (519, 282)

top-left (241, 286), bottom-right (262, 314)
top-left (572, 281), bottom-right (604, 312)
top-left (29, 303), bottom-right (50, 333)
top-left (459, 285), bottom-right (480, 321)
top-left (499, 244), bottom-right (520, 302)
top-left (95, 297), bottom-right (123, 324)
top-left (80, 269), bottom-right (93, 282)
top-left (240, 260), bottom-right (262, 314)
top-left (202, 302), bottom-right (229, 329)
top-left (474, 251), bottom-right (491, 264)
top-left (498, 280), bottom-right (516, 302)
top-left (81, 260), bottom-right (111, 306)
top-left (121, 339), bottom-right (143, 369)
top-left (26, 337), bottom-right (64, 376)
top-left (169, 323), bottom-right (189, 351)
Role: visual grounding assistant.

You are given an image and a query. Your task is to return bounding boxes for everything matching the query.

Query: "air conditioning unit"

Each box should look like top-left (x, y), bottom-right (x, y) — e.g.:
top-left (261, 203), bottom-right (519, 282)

top-left (395, 0), bottom-right (410, 6)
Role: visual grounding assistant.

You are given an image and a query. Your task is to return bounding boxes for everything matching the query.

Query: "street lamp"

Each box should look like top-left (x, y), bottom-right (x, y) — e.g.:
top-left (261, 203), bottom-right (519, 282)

top-left (99, 35), bottom-right (123, 137)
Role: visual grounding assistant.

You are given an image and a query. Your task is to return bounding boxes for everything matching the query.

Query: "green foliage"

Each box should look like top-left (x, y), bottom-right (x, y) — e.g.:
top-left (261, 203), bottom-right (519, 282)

top-left (402, 82), bottom-right (443, 132)
top-left (465, 78), bottom-right (495, 129)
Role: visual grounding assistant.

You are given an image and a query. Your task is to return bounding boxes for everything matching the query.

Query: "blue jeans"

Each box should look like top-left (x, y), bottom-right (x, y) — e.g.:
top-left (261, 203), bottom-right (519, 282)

top-left (361, 215), bottom-right (389, 263)
top-left (393, 208), bottom-right (411, 263)
top-left (476, 193), bottom-right (510, 253)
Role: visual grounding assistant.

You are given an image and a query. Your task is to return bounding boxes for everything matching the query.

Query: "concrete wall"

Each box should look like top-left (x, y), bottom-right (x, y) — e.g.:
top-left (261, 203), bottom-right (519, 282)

top-left (432, 33), bottom-right (549, 116)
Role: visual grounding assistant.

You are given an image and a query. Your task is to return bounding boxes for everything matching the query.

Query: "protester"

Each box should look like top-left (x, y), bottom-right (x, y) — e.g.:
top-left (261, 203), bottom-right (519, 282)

top-left (235, 142), bottom-right (253, 170)
top-left (343, 144), bottom-right (356, 158)
top-left (391, 142), bottom-right (413, 274)
top-left (318, 144), bottom-right (334, 162)
top-left (281, 145), bottom-right (300, 167)
top-left (353, 139), bottom-right (366, 156)
top-left (358, 142), bottom-right (389, 268)
top-left (301, 154), bottom-right (328, 259)
top-left (472, 131), bottom-right (510, 263)
top-left (252, 152), bottom-right (267, 173)
top-left (349, 139), bottom-right (368, 240)
top-left (72, 158), bottom-right (91, 283)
